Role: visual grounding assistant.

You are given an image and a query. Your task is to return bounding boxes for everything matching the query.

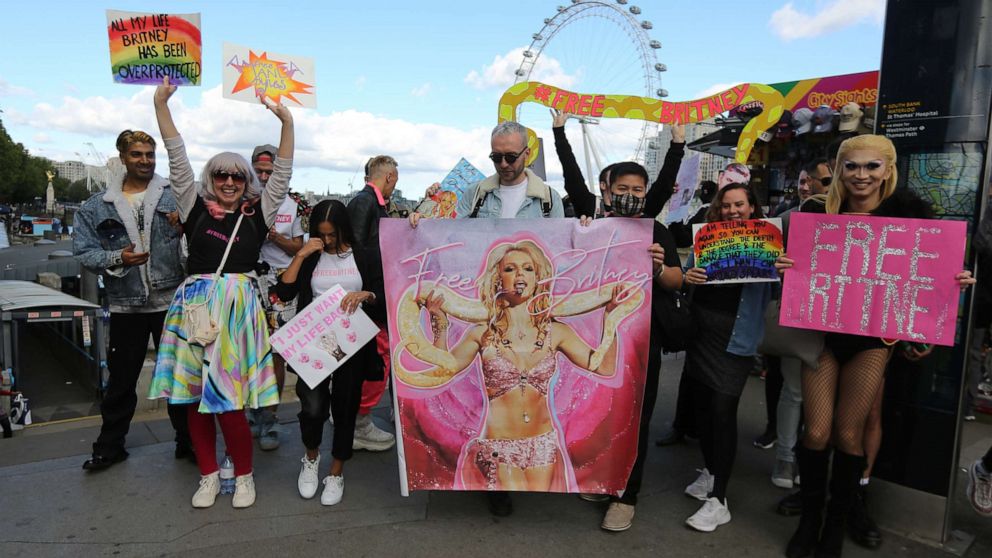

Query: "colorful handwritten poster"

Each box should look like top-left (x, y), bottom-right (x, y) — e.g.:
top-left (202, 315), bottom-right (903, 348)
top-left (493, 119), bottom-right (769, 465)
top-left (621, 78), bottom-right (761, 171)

top-left (692, 218), bottom-right (783, 284)
top-left (780, 213), bottom-right (967, 346)
top-left (665, 152), bottom-right (701, 225)
top-left (269, 285), bottom-right (379, 388)
top-left (106, 10), bottom-right (202, 86)
top-left (222, 42), bottom-right (316, 108)
top-left (380, 218), bottom-right (652, 495)
top-left (417, 158), bottom-right (488, 219)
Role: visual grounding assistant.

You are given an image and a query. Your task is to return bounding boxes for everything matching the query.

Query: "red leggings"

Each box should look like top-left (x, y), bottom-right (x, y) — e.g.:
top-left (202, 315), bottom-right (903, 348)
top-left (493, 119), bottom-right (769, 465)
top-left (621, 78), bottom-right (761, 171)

top-left (187, 406), bottom-right (253, 476)
top-left (359, 329), bottom-right (391, 415)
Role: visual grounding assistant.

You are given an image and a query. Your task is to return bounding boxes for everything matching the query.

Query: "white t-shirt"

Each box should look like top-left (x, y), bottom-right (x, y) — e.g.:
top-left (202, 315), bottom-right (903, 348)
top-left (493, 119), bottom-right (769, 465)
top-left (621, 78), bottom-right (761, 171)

top-left (311, 250), bottom-right (362, 297)
top-left (112, 189), bottom-right (172, 314)
top-left (499, 176), bottom-right (528, 218)
top-left (260, 196), bottom-right (304, 269)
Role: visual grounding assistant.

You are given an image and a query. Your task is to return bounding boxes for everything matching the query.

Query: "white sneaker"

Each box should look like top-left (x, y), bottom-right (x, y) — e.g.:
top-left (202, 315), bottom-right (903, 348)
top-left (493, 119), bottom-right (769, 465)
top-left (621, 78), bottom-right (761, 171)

top-left (298, 454), bottom-right (321, 499)
top-left (684, 468), bottom-right (714, 501)
top-left (353, 414), bottom-right (395, 451)
top-left (191, 471), bottom-right (220, 508)
top-left (686, 497), bottom-right (732, 532)
top-left (232, 473), bottom-right (256, 508)
top-left (321, 475), bottom-right (344, 506)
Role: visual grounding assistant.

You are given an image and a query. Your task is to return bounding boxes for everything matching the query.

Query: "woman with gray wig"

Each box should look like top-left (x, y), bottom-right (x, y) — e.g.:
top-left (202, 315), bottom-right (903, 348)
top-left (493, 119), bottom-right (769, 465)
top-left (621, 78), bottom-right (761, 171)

top-left (147, 77), bottom-right (294, 509)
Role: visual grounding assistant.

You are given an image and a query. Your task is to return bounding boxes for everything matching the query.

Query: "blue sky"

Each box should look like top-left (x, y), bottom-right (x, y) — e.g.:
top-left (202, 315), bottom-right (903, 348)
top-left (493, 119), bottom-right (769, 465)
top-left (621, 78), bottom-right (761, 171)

top-left (0, 0), bottom-right (884, 197)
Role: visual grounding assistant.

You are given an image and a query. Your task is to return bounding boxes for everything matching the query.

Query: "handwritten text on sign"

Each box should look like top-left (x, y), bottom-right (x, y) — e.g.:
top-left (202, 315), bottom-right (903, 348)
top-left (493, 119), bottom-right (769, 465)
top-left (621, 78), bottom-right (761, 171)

top-left (269, 285), bottom-right (379, 388)
top-left (106, 10), bottom-right (202, 86)
top-left (222, 42), bottom-right (316, 108)
top-left (780, 213), bottom-right (967, 346)
top-left (692, 218), bottom-right (783, 284)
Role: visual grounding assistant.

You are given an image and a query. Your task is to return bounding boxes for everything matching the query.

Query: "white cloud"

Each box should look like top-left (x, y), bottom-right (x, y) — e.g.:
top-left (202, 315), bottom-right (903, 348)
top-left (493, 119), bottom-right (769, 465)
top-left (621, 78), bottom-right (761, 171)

top-left (355, 75), bottom-right (367, 91)
top-left (465, 47), bottom-right (579, 91)
top-left (33, 133), bottom-right (51, 143)
top-left (410, 83), bottom-right (432, 97)
top-left (0, 79), bottom-right (34, 97)
top-left (19, 86), bottom-right (493, 189)
top-left (769, 0), bottom-right (885, 41)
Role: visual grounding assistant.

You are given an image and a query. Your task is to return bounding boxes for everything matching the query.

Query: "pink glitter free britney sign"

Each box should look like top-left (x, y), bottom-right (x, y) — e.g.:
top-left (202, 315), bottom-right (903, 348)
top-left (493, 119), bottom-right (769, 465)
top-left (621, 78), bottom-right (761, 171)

top-left (380, 218), bottom-right (653, 495)
top-left (781, 213), bottom-right (967, 346)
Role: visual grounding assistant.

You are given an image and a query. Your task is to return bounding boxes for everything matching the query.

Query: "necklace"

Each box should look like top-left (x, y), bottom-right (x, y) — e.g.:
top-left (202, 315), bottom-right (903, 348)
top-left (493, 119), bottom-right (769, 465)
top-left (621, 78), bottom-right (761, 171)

top-left (495, 324), bottom-right (550, 424)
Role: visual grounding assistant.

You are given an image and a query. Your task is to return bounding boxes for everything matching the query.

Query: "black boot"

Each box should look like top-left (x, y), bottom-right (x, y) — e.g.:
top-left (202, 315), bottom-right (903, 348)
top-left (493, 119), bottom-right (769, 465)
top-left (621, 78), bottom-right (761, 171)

top-left (786, 446), bottom-right (830, 558)
top-left (848, 484), bottom-right (882, 548)
top-left (816, 451), bottom-right (866, 558)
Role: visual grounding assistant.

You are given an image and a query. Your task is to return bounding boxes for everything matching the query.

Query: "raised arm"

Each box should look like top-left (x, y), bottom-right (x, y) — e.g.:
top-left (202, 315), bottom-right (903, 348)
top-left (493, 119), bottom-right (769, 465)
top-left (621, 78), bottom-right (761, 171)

top-left (260, 101), bottom-right (295, 228)
top-left (552, 284), bottom-right (626, 376)
top-left (643, 123), bottom-right (685, 218)
top-left (393, 324), bottom-right (484, 389)
top-left (154, 77), bottom-right (197, 221)
top-left (551, 110), bottom-right (596, 218)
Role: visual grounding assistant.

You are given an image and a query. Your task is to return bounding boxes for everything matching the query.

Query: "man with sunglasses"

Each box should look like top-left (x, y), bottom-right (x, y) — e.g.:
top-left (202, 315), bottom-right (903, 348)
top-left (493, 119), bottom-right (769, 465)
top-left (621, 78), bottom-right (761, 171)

top-left (805, 157), bottom-right (833, 196)
top-left (248, 144), bottom-right (307, 452)
top-left (75, 129), bottom-right (190, 471)
top-left (459, 121), bottom-right (563, 220)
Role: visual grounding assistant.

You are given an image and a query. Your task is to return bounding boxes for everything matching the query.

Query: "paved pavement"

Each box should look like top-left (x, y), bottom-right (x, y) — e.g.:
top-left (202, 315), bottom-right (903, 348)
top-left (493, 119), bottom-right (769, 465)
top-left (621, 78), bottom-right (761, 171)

top-left (2, 357), bottom-right (990, 558)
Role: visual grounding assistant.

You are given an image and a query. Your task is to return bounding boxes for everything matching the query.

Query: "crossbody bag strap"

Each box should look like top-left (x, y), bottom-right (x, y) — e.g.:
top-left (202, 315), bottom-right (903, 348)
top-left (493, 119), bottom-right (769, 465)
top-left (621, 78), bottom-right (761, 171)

top-left (215, 212), bottom-right (245, 276)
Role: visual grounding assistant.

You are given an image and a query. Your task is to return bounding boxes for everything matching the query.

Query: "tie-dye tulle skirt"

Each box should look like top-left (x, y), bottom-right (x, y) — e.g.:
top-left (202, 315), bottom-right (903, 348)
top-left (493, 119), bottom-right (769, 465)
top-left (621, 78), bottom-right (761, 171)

top-left (148, 273), bottom-right (278, 413)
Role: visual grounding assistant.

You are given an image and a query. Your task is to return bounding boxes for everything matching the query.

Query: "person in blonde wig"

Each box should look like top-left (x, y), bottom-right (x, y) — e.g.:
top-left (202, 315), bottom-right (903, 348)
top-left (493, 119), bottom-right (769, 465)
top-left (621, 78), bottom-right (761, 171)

top-left (401, 238), bottom-right (632, 493)
top-left (776, 134), bottom-right (974, 557)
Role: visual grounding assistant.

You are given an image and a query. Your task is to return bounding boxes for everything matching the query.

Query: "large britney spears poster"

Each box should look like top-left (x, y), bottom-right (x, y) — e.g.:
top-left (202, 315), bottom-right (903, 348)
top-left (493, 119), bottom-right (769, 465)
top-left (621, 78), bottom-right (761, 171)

top-left (380, 219), bottom-right (653, 496)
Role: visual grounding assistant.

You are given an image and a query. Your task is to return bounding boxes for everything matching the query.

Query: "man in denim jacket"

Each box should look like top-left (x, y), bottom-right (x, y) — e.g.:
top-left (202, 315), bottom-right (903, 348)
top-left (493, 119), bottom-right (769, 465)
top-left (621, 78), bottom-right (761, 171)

top-left (74, 130), bottom-right (190, 471)
top-left (454, 122), bottom-right (564, 219)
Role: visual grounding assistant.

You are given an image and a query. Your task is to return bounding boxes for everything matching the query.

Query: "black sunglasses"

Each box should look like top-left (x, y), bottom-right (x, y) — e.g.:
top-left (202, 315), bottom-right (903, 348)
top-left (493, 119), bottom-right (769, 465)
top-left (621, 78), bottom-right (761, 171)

top-left (212, 170), bottom-right (247, 184)
top-left (489, 147), bottom-right (527, 165)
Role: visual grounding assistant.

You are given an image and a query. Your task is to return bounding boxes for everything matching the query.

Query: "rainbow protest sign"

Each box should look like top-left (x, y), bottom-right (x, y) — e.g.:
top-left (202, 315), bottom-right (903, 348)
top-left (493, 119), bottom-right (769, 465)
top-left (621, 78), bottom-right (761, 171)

top-left (106, 10), bottom-right (201, 86)
top-left (692, 219), bottom-right (783, 284)
top-left (222, 43), bottom-right (316, 108)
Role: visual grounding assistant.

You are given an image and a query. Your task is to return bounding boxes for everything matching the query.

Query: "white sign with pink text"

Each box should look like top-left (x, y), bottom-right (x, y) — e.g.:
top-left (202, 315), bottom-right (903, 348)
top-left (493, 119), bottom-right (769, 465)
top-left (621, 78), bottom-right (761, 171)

top-left (269, 284), bottom-right (379, 388)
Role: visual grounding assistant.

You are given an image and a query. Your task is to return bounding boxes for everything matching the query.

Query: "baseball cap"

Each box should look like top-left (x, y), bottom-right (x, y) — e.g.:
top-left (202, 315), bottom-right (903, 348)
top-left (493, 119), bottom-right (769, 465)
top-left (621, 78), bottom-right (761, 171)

top-left (792, 108), bottom-right (814, 135)
top-left (838, 102), bottom-right (863, 133)
top-left (812, 105), bottom-right (836, 134)
top-left (774, 109), bottom-right (794, 140)
top-left (251, 144), bottom-right (278, 163)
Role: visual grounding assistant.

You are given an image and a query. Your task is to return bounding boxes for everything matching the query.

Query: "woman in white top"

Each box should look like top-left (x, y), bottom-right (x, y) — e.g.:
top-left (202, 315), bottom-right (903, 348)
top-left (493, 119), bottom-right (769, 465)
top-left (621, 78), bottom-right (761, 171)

top-left (271, 200), bottom-right (385, 505)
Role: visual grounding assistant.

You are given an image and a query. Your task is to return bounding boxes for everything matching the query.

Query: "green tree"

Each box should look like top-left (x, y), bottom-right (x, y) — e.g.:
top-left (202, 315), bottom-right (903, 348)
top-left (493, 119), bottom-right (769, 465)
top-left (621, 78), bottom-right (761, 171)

top-left (66, 178), bottom-right (94, 203)
top-left (0, 117), bottom-right (54, 203)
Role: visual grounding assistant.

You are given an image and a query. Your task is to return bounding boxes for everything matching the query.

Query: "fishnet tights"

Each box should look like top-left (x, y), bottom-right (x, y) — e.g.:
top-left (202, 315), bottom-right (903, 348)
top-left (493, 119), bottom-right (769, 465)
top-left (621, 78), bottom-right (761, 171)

top-left (801, 347), bottom-right (891, 455)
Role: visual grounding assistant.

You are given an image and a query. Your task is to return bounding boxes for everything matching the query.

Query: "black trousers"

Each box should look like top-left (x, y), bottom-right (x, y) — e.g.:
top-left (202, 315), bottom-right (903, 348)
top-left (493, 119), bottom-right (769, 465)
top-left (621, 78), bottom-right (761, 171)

top-left (296, 360), bottom-right (365, 461)
top-left (93, 311), bottom-right (190, 457)
top-left (692, 375), bottom-right (741, 501)
top-left (617, 341), bottom-right (663, 505)
top-left (764, 355), bottom-right (783, 428)
top-left (671, 361), bottom-right (698, 437)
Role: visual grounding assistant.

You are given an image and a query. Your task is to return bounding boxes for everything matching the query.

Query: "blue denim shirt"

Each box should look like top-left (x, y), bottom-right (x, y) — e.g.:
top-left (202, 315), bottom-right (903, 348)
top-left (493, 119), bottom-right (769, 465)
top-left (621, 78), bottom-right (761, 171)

top-left (73, 174), bottom-right (185, 307)
top-left (686, 253), bottom-right (772, 357)
top-left (455, 169), bottom-right (564, 219)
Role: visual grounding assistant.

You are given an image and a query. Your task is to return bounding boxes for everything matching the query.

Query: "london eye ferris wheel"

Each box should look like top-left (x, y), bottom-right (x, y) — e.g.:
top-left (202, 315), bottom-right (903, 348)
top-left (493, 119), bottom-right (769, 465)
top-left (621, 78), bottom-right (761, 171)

top-left (513, 0), bottom-right (668, 188)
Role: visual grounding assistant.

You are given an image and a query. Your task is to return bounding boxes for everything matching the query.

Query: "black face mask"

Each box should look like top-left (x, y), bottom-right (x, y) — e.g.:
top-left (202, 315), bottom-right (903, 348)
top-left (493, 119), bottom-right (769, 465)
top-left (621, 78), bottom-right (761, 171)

top-left (612, 193), bottom-right (645, 216)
